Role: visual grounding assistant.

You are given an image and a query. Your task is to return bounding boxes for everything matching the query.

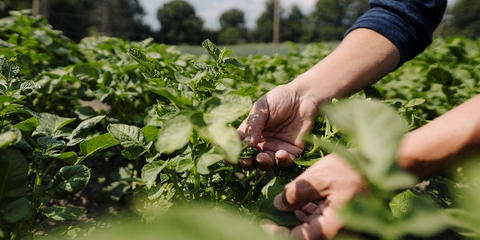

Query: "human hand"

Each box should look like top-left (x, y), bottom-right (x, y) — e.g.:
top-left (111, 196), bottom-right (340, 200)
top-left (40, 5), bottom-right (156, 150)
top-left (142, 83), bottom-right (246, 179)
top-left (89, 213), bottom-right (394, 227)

top-left (237, 83), bottom-right (319, 169)
top-left (273, 154), bottom-right (367, 239)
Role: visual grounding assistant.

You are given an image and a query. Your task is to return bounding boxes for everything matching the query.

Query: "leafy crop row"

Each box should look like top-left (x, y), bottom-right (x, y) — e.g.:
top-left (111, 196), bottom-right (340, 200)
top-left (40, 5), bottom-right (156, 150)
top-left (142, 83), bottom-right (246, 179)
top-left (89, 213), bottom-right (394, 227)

top-left (0, 10), bottom-right (479, 240)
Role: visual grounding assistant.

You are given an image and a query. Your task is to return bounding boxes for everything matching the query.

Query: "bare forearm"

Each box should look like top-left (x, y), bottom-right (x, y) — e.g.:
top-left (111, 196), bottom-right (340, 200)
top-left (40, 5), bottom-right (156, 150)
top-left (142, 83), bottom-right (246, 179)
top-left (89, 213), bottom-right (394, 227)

top-left (398, 95), bottom-right (480, 178)
top-left (289, 28), bottom-right (400, 104)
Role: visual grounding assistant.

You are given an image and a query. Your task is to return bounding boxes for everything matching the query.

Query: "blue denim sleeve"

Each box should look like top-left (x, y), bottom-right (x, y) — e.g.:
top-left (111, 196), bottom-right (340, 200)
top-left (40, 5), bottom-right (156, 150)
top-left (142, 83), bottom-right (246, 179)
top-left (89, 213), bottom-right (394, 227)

top-left (346, 0), bottom-right (447, 66)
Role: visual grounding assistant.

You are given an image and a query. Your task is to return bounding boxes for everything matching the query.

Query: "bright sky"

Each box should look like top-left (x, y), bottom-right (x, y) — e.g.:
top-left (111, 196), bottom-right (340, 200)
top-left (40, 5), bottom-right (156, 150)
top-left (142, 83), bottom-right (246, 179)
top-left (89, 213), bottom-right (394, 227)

top-left (138, 0), bottom-right (316, 31)
top-left (139, 0), bottom-right (458, 31)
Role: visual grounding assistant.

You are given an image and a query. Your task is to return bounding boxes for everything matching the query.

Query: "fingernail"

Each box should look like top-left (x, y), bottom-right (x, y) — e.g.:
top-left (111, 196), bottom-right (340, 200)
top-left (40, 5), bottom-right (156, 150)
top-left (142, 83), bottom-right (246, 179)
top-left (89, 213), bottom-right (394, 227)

top-left (274, 192), bottom-right (290, 211)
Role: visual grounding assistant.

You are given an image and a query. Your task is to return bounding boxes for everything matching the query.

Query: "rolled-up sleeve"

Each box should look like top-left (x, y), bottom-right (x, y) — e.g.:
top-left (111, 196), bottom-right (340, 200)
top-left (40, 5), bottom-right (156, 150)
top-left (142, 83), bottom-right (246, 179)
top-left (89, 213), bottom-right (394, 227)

top-left (346, 0), bottom-right (447, 66)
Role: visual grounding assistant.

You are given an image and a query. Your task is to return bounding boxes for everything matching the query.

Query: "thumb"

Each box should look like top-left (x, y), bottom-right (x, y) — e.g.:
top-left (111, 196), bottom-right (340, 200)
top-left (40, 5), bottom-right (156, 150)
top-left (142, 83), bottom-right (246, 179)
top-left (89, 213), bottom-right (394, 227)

top-left (274, 178), bottom-right (322, 212)
top-left (245, 97), bottom-right (269, 146)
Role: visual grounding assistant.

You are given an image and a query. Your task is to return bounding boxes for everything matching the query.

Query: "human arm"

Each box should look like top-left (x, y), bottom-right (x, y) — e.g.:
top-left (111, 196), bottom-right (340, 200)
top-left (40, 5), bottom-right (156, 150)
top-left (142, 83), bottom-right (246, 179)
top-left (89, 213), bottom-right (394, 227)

top-left (272, 95), bottom-right (480, 239)
top-left (398, 95), bottom-right (480, 178)
top-left (237, 0), bottom-right (447, 169)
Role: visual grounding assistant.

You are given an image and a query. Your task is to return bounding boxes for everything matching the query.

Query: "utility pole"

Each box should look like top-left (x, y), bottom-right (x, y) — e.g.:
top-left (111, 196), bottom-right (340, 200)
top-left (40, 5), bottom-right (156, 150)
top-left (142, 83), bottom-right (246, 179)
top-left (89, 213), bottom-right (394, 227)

top-left (33, 0), bottom-right (49, 18)
top-left (273, 0), bottom-right (280, 54)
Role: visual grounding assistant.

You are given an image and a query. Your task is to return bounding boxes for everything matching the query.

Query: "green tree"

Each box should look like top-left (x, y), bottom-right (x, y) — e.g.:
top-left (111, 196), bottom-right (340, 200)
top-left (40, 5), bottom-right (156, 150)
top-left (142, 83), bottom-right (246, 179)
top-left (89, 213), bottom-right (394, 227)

top-left (89, 0), bottom-right (152, 41)
top-left (0, 0), bottom-right (31, 17)
top-left (218, 8), bottom-right (247, 44)
top-left (252, 0), bottom-right (277, 43)
top-left (157, 0), bottom-right (205, 44)
top-left (47, 0), bottom-right (94, 41)
top-left (446, 0), bottom-right (480, 38)
top-left (220, 8), bottom-right (246, 29)
top-left (305, 0), bottom-right (368, 41)
top-left (282, 5), bottom-right (306, 42)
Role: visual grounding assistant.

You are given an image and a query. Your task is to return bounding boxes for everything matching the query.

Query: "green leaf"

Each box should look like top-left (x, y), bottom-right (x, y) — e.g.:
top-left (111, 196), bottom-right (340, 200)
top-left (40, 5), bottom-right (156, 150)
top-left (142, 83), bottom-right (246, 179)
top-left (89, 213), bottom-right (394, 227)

top-left (1, 197), bottom-right (33, 223)
top-left (156, 114), bottom-right (192, 154)
top-left (15, 117), bottom-right (38, 133)
top-left (80, 133), bottom-right (119, 159)
top-left (33, 112), bottom-right (75, 137)
top-left (322, 99), bottom-right (415, 191)
top-left (0, 149), bottom-right (28, 199)
top-left (0, 129), bottom-right (21, 149)
top-left (53, 151), bottom-right (78, 165)
top-left (197, 152), bottom-right (224, 175)
top-left (68, 115), bottom-right (105, 146)
top-left (389, 190), bottom-right (416, 218)
top-left (49, 165), bottom-right (91, 197)
top-left (231, 86), bottom-right (258, 96)
top-left (142, 125), bottom-right (159, 142)
top-left (107, 124), bottom-right (146, 148)
top-left (255, 177), bottom-right (299, 227)
top-left (341, 194), bottom-right (448, 239)
top-left (121, 146), bottom-right (147, 160)
top-left (204, 123), bottom-right (241, 164)
top-left (202, 39), bottom-right (221, 61)
top-left (44, 205), bottom-right (86, 221)
top-left (142, 161), bottom-right (168, 189)
top-left (149, 87), bottom-right (192, 108)
top-left (73, 63), bottom-right (99, 82)
top-left (205, 94), bottom-right (252, 124)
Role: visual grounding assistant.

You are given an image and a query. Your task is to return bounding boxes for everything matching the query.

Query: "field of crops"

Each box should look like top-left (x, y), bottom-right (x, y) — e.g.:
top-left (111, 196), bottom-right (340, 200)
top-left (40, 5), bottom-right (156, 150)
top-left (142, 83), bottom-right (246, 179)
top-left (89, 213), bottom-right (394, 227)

top-left (1, 11), bottom-right (480, 240)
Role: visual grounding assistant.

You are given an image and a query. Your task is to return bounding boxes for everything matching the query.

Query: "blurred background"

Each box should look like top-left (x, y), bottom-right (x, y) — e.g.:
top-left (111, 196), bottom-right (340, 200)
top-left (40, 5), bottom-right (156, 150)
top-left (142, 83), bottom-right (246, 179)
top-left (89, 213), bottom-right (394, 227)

top-left (0, 0), bottom-right (478, 52)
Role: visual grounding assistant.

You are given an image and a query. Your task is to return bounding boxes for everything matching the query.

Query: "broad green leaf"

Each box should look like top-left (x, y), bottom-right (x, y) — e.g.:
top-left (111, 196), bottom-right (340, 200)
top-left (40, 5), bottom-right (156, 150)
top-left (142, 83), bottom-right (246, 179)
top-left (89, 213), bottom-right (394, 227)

top-left (149, 87), bottom-right (192, 108)
top-left (341, 194), bottom-right (448, 239)
top-left (33, 112), bottom-right (75, 137)
top-left (231, 86), bottom-right (258, 97)
top-left (36, 136), bottom-right (65, 149)
top-left (322, 99), bottom-right (415, 191)
top-left (389, 190), bottom-right (416, 218)
top-left (174, 155), bottom-right (194, 173)
top-left (73, 204), bottom-right (284, 240)
top-left (205, 94), bottom-right (252, 124)
top-left (156, 114), bottom-right (192, 154)
top-left (205, 123), bottom-right (241, 164)
top-left (80, 133), bottom-right (119, 159)
top-left (0, 149), bottom-right (28, 199)
top-left (197, 152), bottom-right (224, 175)
top-left (0, 129), bottom-right (21, 149)
top-left (107, 124), bottom-right (146, 148)
top-left (1, 197), bottom-right (33, 223)
top-left (255, 177), bottom-right (299, 227)
top-left (53, 151), bottom-right (78, 165)
top-left (142, 161), bottom-right (168, 189)
top-left (73, 63), bottom-right (99, 82)
top-left (142, 125), bottom-right (158, 142)
top-left (121, 146), bottom-right (147, 160)
top-left (202, 39), bottom-right (221, 61)
top-left (49, 165), bottom-right (91, 197)
top-left (68, 115), bottom-right (105, 146)
top-left (44, 205), bottom-right (86, 221)
top-left (15, 117), bottom-right (38, 133)
top-left (168, 147), bottom-right (193, 173)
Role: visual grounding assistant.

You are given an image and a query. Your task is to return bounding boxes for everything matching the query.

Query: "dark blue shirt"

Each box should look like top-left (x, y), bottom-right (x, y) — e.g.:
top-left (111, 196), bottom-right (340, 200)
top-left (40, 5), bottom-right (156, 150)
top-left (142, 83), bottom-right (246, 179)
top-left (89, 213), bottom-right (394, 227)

top-left (346, 0), bottom-right (447, 66)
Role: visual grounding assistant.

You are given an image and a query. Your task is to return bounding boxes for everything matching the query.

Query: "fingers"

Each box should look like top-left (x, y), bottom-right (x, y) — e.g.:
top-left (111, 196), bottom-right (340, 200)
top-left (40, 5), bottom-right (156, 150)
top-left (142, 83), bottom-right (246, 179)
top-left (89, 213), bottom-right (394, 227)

top-left (274, 178), bottom-right (322, 211)
top-left (239, 158), bottom-right (256, 170)
top-left (290, 206), bottom-right (342, 240)
top-left (275, 150), bottom-right (296, 168)
top-left (255, 151), bottom-right (275, 170)
top-left (257, 138), bottom-right (301, 169)
top-left (243, 98), bottom-right (269, 147)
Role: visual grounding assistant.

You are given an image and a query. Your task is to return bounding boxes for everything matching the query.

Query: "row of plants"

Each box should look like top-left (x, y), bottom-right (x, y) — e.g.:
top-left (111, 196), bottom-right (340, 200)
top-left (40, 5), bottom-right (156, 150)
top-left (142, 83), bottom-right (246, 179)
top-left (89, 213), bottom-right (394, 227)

top-left (0, 10), bottom-right (479, 239)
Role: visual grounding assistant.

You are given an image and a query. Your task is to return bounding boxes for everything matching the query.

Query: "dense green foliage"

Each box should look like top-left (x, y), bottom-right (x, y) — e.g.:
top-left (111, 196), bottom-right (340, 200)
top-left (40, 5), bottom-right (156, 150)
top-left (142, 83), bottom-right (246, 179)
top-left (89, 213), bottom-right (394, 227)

top-left (0, 11), bottom-right (480, 240)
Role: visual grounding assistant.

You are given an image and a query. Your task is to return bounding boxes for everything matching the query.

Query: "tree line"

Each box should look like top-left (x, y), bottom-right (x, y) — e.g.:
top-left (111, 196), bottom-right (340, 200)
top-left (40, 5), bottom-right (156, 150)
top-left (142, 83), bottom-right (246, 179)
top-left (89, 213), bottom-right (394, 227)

top-left (0, 0), bottom-right (479, 44)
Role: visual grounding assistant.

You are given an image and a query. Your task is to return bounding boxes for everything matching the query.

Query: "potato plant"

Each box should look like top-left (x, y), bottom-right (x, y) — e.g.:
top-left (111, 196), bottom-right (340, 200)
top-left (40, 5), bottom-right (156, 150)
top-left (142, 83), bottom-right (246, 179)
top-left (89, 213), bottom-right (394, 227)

top-left (0, 11), bottom-right (479, 240)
